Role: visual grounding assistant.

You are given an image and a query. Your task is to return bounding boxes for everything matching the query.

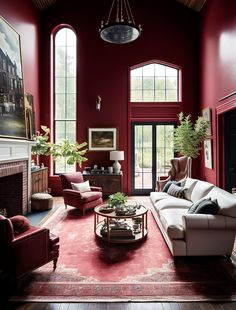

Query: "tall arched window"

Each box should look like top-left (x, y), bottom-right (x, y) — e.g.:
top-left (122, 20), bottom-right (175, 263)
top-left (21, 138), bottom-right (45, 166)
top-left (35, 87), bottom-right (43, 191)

top-left (130, 62), bottom-right (179, 102)
top-left (53, 26), bottom-right (77, 174)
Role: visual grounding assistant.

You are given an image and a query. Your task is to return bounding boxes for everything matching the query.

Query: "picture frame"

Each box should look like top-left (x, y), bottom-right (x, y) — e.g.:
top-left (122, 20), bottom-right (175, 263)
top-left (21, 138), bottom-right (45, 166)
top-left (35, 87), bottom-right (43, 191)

top-left (204, 139), bottom-right (213, 169)
top-left (88, 128), bottom-right (117, 151)
top-left (24, 93), bottom-right (35, 140)
top-left (0, 16), bottom-right (26, 139)
top-left (202, 107), bottom-right (212, 136)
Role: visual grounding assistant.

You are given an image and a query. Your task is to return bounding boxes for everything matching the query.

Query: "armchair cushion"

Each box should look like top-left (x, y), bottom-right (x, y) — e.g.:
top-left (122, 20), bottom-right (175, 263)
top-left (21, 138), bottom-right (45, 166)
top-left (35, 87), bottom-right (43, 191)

top-left (71, 180), bottom-right (91, 192)
top-left (10, 215), bottom-right (30, 236)
top-left (80, 191), bottom-right (102, 202)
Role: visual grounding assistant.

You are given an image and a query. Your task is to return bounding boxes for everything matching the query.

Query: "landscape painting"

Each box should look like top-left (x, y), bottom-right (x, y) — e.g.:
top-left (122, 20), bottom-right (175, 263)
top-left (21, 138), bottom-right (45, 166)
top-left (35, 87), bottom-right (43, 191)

top-left (0, 16), bottom-right (26, 139)
top-left (88, 128), bottom-right (117, 151)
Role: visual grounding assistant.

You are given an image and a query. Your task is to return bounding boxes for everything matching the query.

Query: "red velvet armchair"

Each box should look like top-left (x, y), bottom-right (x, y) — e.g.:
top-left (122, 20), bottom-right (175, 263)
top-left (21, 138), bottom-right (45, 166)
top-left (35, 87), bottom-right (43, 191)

top-left (156, 156), bottom-right (191, 192)
top-left (60, 172), bottom-right (103, 215)
top-left (0, 215), bottom-right (59, 279)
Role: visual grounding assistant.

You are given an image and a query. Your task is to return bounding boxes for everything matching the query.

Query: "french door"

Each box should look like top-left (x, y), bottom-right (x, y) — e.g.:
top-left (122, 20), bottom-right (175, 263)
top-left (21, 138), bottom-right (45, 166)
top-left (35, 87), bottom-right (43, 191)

top-left (131, 122), bottom-right (176, 195)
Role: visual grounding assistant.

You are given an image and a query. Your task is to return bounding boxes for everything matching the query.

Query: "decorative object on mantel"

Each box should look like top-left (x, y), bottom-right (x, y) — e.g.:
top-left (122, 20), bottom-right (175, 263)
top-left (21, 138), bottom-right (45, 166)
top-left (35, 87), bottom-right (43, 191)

top-left (96, 95), bottom-right (102, 111)
top-left (99, 0), bottom-right (142, 44)
top-left (0, 16), bottom-right (26, 139)
top-left (174, 112), bottom-right (208, 176)
top-left (110, 150), bottom-right (124, 174)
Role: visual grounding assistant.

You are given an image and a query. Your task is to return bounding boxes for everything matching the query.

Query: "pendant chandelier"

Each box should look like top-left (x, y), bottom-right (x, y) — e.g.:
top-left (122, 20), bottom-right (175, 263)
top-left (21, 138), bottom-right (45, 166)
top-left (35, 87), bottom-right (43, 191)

top-left (99, 0), bottom-right (142, 44)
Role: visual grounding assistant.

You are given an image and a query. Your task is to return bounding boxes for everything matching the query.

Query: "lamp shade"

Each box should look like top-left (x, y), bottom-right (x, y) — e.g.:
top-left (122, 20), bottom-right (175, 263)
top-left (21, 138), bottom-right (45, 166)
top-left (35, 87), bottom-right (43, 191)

top-left (110, 151), bottom-right (124, 161)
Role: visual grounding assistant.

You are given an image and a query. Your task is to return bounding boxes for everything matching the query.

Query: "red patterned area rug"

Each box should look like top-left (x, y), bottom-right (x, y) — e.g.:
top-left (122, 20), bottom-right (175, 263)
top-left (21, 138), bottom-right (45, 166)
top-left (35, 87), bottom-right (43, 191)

top-left (11, 198), bottom-right (236, 302)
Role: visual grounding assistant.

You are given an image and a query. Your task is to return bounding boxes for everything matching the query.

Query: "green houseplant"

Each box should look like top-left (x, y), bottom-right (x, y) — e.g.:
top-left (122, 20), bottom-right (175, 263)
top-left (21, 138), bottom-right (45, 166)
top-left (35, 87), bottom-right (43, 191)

top-left (31, 125), bottom-right (88, 167)
top-left (174, 112), bottom-right (209, 176)
top-left (108, 192), bottom-right (128, 207)
top-left (174, 112), bottom-right (208, 159)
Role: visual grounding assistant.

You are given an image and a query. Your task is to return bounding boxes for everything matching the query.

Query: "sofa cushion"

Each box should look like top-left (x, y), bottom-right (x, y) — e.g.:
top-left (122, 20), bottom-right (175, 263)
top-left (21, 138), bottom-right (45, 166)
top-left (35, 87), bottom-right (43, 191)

top-left (167, 183), bottom-right (186, 198)
top-left (150, 192), bottom-right (170, 205)
top-left (205, 187), bottom-right (236, 217)
top-left (10, 215), bottom-right (30, 236)
top-left (159, 208), bottom-right (187, 239)
top-left (154, 196), bottom-right (192, 212)
top-left (190, 180), bottom-right (215, 203)
top-left (188, 198), bottom-right (219, 215)
top-left (183, 178), bottom-right (198, 201)
top-left (188, 197), bottom-right (211, 214)
top-left (162, 180), bottom-right (181, 193)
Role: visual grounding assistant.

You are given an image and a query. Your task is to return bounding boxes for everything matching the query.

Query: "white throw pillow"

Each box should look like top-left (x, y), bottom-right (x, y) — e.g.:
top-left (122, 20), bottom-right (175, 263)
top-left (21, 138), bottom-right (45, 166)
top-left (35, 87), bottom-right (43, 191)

top-left (71, 180), bottom-right (91, 192)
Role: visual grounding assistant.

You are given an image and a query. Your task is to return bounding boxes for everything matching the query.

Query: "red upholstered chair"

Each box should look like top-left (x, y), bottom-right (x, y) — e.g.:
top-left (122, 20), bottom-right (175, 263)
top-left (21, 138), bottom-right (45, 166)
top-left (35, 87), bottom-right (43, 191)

top-left (156, 156), bottom-right (191, 192)
top-left (0, 215), bottom-right (59, 279)
top-left (60, 172), bottom-right (103, 215)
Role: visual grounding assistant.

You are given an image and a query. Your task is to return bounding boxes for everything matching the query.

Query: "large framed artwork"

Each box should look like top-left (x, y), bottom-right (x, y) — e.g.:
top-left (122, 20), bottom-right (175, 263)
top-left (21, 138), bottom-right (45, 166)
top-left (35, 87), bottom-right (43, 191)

top-left (0, 16), bottom-right (26, 139)
top-left (88, 128), bottom-right (117, 151)
top-left (204, 139), bottom-right (213, 169)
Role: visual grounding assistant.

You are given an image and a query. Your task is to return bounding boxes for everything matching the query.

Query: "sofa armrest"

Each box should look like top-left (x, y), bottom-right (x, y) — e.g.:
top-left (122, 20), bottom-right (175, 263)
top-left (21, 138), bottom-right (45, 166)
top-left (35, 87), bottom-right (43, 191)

top-left (182, 214), bottom-right (236, 230)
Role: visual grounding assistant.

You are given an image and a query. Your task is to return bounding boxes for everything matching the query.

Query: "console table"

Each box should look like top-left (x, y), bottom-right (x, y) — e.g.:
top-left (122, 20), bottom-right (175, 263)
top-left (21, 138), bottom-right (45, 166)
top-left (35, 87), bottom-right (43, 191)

top-left (83, 172), bottom-right (122, 195)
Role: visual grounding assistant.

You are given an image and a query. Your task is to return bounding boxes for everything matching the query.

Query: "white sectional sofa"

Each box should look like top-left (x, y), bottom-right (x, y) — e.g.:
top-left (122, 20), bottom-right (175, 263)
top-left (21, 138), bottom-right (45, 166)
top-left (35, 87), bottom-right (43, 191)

top-left (150, 177), bottom-right (236, 257)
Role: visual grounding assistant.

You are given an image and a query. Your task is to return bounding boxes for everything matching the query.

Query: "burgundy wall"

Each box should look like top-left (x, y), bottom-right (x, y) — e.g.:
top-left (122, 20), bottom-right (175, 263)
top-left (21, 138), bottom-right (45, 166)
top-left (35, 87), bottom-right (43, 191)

top-left (40, 0), bottom-right (200, 195)
top-left (0, 0), bottom-right (40, 129)
top-left (200, 0), bottom-right (236, 185)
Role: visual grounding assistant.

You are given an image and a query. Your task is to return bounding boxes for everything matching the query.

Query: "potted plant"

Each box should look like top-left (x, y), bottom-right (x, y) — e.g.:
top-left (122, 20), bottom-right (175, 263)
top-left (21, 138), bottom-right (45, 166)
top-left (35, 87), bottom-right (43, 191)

top-left (108, 192), bottom-right (128, 207)
top-left (31, 125), bottom-right (88, 168)
top-left (174, 112), bottom-right (209, 176)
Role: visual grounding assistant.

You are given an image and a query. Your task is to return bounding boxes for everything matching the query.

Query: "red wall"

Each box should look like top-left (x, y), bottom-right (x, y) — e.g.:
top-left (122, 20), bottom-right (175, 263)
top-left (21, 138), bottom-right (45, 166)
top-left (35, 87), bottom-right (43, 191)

top-left (0, 0), bottom-right (40, 129)
top-left (200, 0), bottom-right (236, 185)
top-left (40, 0), bottom-right (200, 194)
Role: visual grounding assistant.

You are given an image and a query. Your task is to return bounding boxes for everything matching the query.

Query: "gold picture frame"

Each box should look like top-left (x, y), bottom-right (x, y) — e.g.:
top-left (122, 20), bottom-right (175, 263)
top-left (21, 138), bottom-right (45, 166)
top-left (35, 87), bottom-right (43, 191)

top-left (88, 128), bottom-right (117, 151)
top-left (202, 107), bottom-right (212, 137)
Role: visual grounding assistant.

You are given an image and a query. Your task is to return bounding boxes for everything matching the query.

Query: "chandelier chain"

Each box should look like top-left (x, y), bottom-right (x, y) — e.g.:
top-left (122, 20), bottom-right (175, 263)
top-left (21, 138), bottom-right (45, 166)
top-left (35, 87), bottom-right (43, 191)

top-left (126, 0), bottom-right (135, 24)
top-left (106, 0), bottom-right (116, 25)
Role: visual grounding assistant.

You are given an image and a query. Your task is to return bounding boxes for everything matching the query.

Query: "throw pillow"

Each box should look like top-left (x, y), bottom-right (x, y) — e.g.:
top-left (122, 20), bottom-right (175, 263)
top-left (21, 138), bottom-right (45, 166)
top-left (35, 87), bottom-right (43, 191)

top-left (71, 180), bottom-right (91, 192)
top-left (188, 197), bottom-right (210, 214)
top-left (194, 198), bottom-right (219, 215)
top-left (10, 215), bottom-right (30, 236)
top-left (167, 183), bottom-right (186, 198)
top-left (162, 180), bottom-right (181, 193)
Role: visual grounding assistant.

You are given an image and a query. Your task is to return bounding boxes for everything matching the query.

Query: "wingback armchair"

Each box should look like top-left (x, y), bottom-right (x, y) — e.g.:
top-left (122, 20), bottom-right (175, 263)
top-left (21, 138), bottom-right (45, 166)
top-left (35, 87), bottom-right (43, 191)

top-left (60, 172), bottom-right (103, 215)
top-left (0, 215), bottom-right (59, 279)
top-left (156, 156), bottom-right (191, 192)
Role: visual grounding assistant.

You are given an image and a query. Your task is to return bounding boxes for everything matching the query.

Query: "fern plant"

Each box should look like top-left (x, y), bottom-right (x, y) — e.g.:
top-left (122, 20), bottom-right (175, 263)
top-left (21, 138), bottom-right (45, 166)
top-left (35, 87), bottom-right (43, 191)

top-left (174, 112), bottom-right (208, 159)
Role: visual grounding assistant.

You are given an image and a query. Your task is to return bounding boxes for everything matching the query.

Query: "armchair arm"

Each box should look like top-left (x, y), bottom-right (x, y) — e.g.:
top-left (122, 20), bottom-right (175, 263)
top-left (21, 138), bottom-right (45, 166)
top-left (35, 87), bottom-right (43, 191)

top-left (156, 176), bottom-right (171, 192)
top-left (90, 186), bottom-right (102, 192)
top-left (182, 214), bottom-right (236, 231)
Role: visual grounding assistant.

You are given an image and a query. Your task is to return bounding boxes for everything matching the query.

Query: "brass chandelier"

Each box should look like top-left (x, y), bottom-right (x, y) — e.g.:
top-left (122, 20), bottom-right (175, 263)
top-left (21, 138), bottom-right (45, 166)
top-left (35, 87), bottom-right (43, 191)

top-left (99, 0), bottom-right (142, 44)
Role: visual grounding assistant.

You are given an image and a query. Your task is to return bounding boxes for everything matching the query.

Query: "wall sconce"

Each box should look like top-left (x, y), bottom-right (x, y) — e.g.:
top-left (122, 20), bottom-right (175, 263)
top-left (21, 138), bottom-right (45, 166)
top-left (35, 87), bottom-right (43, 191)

top-left (96, 95), bottom-right (101, 111)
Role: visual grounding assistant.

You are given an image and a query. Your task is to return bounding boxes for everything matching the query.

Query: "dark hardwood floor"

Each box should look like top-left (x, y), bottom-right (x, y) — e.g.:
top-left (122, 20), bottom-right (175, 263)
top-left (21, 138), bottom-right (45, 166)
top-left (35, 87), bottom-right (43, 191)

top-left (1, 301), bottom-right (235, 310)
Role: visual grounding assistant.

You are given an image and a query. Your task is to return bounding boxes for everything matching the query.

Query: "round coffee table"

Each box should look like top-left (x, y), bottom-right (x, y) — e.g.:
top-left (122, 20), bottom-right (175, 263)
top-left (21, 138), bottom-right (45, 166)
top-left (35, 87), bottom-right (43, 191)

top-left (94, 204), bottom-right (148, 243)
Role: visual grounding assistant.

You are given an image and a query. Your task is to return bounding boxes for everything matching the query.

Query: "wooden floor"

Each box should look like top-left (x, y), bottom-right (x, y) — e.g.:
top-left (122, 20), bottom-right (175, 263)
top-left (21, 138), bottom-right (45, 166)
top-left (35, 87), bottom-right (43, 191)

top-left (2, 301), bottom-right (236, 309)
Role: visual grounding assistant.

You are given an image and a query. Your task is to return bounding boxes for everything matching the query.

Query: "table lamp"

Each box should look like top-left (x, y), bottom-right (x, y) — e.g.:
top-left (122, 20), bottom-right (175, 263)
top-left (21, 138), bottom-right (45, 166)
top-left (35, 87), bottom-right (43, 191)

top-left (110, 151), bottom-right (124, 174)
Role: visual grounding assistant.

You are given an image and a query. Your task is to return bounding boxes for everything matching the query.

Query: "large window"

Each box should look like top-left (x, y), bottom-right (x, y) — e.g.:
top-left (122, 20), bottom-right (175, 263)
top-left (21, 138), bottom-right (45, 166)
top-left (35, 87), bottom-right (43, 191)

top-left (130, 63), bottom-right (179, 102)
top-left (53, 27), bottom-right (77, 174)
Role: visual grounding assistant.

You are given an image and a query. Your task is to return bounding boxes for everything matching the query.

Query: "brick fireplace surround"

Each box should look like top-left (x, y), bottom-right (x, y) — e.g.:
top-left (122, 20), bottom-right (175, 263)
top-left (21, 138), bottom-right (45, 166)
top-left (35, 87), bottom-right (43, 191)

top-left (0, 138), bottom-right (32, 216)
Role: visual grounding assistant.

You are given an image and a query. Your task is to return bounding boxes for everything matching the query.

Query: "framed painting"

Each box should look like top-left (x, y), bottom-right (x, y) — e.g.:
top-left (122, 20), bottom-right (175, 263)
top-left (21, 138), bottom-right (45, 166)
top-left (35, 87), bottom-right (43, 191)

top-left (88, 128), bottom-right (117, 151)
top-left (25, 93), bottom-right (35, 139)
top-left (202, 107), bottom-right (212, 137)
top-left (0, 16), bottom-right (26, 139)
top-left (204, 139), bottom-right (213, 169)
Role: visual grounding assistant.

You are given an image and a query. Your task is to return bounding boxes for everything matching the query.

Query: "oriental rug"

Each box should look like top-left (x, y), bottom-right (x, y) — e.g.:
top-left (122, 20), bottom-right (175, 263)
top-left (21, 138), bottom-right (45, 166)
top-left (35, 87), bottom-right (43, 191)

top-left (12, 197), bottom-right (236, 302)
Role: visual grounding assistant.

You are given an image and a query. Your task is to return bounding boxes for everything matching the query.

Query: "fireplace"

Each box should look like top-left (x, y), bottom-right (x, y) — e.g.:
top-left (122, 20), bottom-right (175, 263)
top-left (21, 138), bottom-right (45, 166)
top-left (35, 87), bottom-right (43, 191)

top-left (0, 138), bottom-right (32, 216)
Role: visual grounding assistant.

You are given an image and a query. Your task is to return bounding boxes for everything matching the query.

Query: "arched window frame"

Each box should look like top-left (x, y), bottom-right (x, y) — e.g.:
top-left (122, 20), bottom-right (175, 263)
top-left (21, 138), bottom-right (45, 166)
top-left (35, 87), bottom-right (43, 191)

top-left (129, 60), bottom-right (182, 103)
top-left (51, 24), bottom-right (77, 174)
